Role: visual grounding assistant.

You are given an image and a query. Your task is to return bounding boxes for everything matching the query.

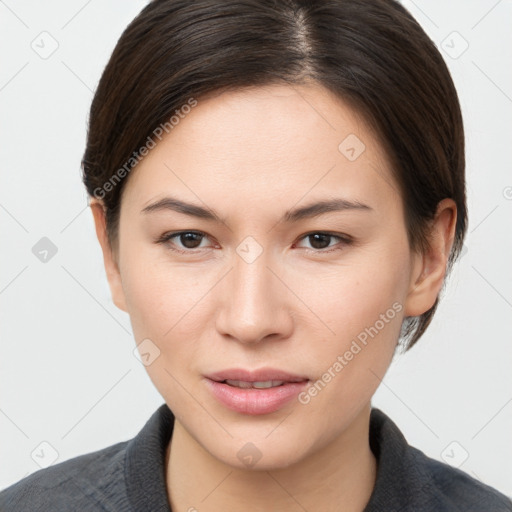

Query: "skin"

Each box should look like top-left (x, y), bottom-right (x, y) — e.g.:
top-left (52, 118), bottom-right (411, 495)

top-left (91, 83), bottom-right (456, 512)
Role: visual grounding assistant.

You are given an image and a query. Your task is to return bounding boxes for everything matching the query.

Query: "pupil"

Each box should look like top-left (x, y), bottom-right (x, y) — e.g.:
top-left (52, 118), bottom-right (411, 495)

top-left (178, 233), bottom-right (331, 250)
top-left (310, 234), bottom-right (330, 249)
top-left (181, 233), bottom-right (201, 248)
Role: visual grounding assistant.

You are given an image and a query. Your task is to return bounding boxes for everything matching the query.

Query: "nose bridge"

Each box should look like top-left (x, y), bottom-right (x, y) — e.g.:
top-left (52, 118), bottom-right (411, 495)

top-left (216, 242), bottom-right (292, 343)
top-left (233, 251), bottom-right (272, 309)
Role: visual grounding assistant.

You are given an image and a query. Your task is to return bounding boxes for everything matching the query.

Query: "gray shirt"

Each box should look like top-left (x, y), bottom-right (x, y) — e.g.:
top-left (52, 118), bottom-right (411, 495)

top-left (1, 404), bottom-right (511, 511)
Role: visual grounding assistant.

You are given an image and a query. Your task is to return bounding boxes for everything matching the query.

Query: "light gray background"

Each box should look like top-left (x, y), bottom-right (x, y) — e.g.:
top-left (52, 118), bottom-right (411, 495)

top-left (1, 0), bottom-right (511, 498)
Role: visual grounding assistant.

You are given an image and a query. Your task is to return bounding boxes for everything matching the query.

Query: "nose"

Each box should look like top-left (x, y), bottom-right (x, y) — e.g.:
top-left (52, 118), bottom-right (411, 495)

top-left (215, 248), bottom-right (294, 345)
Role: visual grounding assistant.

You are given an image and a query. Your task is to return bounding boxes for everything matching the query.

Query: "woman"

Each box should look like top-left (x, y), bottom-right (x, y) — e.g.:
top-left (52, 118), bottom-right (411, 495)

top-left (1, 0), bottom-right (510, 510)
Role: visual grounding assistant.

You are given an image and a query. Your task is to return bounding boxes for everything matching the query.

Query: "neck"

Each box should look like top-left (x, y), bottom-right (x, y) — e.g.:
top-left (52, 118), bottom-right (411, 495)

top-left (166, 405), bottom-right (377, 512)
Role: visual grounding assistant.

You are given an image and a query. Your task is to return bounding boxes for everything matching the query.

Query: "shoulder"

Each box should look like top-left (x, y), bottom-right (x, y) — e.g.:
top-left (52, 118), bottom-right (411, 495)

top-left (0, 440), bottom-right (130, 512)
top-left (409, 444), bottom-right (512, 511)
top-left (0, 403), bottom-right (174, 512)
top-left (368, 408), bottom-right (512, 511)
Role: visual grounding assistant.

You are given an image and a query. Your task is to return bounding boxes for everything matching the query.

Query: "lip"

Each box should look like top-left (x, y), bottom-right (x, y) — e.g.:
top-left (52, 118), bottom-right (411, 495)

top-left (207, 368), bottom-right (308, 383)
top-left (204, 367), bottom-right (309, 415)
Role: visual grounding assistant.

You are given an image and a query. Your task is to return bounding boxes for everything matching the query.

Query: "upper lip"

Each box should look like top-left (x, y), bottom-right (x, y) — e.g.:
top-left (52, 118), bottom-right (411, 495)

top-left (206, 368), bottom-right (309, 383)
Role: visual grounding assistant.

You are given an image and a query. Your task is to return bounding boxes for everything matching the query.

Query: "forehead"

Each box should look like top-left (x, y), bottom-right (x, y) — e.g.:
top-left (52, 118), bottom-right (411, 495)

top-left (122, 83), bottom-right (400, 219)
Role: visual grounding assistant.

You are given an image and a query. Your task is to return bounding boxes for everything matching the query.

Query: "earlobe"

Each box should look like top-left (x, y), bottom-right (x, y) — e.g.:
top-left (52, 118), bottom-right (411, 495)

top-left (404, 199), bottom-right (457, 317)
top-left (89, 199), bottom-right (128, 312)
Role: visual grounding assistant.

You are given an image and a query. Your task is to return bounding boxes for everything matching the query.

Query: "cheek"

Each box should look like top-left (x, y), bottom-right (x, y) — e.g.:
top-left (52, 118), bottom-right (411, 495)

top-left (120, 256), bottom-right (211, 406)
top-left (119, 234), bottom-right (204, 334)
top-left (296, 245), bottom-right (410, 346)
top-left (119, 246), bottom-right (224, 379)
top-left (120, 230), bottom-right (411, 350)
top-left (121, 268), bottom-right (175, 342)
top-left (295, 245), bottom-right (410, 418)
top-left (120, 225), bottom-right (410, 387)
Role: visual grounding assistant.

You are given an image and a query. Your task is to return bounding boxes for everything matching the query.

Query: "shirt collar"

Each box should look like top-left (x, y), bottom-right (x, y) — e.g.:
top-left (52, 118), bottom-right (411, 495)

top-left (125, 403), bottom-right (434, 511)
top-left (364, 407), bottom-right (433, 510)
top-left (125, 403), bottom-right (174, 511)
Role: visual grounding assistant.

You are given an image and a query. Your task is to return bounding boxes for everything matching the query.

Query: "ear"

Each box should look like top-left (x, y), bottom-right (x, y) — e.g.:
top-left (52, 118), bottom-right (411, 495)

top-left (90, 199), bottom-right (128, 312)
top-left (404, 198), bottom-right (457, 316)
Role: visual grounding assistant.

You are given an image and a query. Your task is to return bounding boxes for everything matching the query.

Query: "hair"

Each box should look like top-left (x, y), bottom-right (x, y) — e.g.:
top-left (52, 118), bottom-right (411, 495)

top-left (81, 0), bottom-right (467, 350)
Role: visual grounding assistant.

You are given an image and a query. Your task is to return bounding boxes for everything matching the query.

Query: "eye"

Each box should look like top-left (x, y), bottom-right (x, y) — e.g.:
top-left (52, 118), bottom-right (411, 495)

top-left (156, 230), bottom-right (352, 255)
top-left (294, 232), bottom-right (352, 252)
top-left (156, 231), bottom-right (213, 253)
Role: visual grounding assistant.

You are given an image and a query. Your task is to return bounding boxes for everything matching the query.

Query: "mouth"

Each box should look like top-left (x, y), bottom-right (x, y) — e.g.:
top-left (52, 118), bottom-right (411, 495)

top-left (204, 368), bottom-right (309, 415)
top-left (223, 379), bottom-right (289, 389)
top-left (207, 368), bottom-right (308, 383)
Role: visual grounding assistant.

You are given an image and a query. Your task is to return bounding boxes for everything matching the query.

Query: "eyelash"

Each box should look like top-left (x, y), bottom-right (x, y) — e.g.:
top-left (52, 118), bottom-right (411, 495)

top-left (155, 230), bottom-right (353, 255)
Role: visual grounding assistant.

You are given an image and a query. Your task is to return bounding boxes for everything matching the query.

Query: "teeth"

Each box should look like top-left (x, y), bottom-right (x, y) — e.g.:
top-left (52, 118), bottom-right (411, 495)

top-left (224, 380), bottom-right (285, 389)
top-left (225, 380), bottom-right (252, 389)
top-left (253, 380), bottom-right (285, 389)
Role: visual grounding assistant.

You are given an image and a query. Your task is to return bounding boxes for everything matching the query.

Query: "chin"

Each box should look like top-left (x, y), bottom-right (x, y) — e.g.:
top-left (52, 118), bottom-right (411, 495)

top-left (205, 426), bottom-right (317, 471)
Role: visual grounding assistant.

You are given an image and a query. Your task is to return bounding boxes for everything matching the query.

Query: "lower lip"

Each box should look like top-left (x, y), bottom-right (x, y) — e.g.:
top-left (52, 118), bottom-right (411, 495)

top-left (205, 379), bottom-right (308, 415)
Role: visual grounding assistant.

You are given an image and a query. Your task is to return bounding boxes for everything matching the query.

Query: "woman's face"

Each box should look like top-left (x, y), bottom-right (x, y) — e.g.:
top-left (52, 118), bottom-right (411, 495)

top-left (102, 83), bottom-right (430, 469)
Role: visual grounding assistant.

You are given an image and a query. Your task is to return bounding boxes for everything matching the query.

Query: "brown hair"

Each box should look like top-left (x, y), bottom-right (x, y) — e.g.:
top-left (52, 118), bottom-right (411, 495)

top-left (82, 0), bottom-right (467, 349)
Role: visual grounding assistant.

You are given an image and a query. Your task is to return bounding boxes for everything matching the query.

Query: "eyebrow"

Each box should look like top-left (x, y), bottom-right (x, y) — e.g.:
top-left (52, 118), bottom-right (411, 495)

top-left (141, 196), bottom-right (372, 223)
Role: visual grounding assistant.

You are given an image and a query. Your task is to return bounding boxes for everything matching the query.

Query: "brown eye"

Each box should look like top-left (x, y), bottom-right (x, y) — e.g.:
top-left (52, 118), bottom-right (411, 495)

top-left (295, 232), bottom-right (352, 253)
top-left (177, 232), bottom-right (204, 249)
top-left (307, 233), bottom-right (332, 250)
top-left (156, 231), bottom-right (211, 252)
